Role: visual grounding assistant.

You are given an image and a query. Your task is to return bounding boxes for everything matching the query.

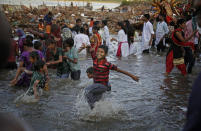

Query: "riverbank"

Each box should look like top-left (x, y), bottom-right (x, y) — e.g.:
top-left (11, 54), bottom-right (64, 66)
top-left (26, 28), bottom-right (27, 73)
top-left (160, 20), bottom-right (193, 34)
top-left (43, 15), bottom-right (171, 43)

top-left (50, 0), bottom-right (121, 4)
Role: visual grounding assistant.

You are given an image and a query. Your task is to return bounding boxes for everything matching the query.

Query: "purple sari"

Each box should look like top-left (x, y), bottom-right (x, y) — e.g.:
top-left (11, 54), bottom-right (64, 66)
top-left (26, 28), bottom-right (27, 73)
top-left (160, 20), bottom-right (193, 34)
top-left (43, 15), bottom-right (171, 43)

top-left (16, 50), bottom-right (44, 87)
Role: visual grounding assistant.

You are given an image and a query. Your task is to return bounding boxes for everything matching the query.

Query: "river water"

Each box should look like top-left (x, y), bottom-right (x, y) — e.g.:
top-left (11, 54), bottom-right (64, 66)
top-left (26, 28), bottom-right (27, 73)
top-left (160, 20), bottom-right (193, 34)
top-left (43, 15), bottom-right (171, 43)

top-left (0, 50), bottom-right (200, 131)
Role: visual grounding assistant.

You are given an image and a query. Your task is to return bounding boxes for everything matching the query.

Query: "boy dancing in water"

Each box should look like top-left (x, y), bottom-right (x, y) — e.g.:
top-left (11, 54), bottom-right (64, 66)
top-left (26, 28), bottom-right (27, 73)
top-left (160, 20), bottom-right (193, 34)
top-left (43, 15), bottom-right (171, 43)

top-left (85, 45), bottom-right (139, 109)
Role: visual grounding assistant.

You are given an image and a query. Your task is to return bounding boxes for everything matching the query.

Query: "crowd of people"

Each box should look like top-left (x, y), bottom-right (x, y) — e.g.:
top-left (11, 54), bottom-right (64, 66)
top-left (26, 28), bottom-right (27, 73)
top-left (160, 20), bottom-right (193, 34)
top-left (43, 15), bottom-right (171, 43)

top-left (1, 0), bottom-right (201, 111)
top-left (1, 0), bottom-right (201, 130)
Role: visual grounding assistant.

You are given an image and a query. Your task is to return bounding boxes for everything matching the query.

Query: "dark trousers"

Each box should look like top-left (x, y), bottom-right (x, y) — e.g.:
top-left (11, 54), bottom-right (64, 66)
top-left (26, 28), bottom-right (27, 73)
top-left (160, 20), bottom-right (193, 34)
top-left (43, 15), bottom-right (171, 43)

top-left (143, 49), bottom-right (149, 54)
top-left (85, 83), bottom-right (108, 109)
top-left (71, 70), bottom-right (81, 80)
top-left (157, 40), bottom-right (166, 52)
top-left (184, 47), bottom-right (195, 73)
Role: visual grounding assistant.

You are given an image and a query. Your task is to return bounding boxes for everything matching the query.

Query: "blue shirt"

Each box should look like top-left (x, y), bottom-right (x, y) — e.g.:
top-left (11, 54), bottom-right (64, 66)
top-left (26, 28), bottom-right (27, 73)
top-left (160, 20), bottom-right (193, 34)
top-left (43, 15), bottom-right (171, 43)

top-left (64, 47), bottom-right (80, 71)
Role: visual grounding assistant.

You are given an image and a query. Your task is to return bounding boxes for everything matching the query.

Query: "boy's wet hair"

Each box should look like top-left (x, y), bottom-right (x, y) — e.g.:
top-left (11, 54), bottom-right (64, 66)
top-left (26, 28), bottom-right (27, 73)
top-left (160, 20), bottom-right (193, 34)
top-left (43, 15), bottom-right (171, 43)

top-left (33, 60), bottom-right (45, 71)
top-left (29, 51), bottom-right (40, 61)
top-left (34, 41), bottom-right (42, 50)
top-left (98, 45), bottom-right (108, 54)
top-left (64, 38), bottom-right (74, 48)
top-left (45, 38), bottom-right (56, 46)
top-left (86, 67), bottom-right (93, 74)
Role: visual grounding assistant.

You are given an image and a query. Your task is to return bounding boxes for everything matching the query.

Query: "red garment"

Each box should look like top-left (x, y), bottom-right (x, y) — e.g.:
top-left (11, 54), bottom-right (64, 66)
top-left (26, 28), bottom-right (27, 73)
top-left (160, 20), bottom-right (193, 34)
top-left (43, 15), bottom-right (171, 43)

top-left (166, 16), bottom-right (173, 24)
top-left (38, 23), bottom-right (44, 31)
top-left (92, 33), bottom-right (102, 55)
top-left (166, 50), bottom-right (187, 75)
top-left (91, 51), bottom-right (117, 86)
top-left (172, 28), bottom-right (195, 50)
top-left (116, 42), bottom-right (127, 57)
top-left (166, 28), bottom-right (194, 76)
top-left (89, 21), bottom-right (94, 27)
top-left (7, 40), bottom-right (17, 62)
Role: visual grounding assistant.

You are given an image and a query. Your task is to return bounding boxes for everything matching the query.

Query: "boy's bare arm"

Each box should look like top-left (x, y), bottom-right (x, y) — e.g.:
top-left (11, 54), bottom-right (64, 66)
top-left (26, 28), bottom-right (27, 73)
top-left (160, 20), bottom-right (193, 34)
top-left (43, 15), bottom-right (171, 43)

top-left (116, 68), bottom-right (139, 82)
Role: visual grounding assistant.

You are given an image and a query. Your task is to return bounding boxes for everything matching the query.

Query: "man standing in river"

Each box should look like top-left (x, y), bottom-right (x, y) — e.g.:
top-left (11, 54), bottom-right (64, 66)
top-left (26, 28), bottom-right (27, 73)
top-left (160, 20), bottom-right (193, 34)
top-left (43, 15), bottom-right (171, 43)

top-left (142, 14), bottom-right (154, 54)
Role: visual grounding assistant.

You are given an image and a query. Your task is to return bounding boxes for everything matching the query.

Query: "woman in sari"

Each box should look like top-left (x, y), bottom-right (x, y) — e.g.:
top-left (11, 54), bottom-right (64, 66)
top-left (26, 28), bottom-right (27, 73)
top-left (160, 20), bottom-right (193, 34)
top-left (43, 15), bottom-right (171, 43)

top-left (166, 19), bottom-right (198, 76)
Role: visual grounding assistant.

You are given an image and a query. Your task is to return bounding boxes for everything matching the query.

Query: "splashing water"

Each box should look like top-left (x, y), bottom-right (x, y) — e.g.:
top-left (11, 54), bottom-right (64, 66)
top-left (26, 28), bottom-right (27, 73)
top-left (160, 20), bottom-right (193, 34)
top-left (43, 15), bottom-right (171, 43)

top-left (75, 87), bottom-right (125, 122)
top-left (14, 88), bottom-right (43, 103)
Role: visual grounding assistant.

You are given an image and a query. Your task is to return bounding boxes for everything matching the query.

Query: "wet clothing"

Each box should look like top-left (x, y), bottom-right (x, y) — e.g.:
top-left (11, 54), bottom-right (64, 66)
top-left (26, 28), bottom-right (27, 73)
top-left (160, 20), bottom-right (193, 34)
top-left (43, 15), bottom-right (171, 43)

top-left (91, 51), bottom-right (117, 87)
top-left (85, 83), bottom-right (110, 109)
top-left (20, 50), bottom-right (44, 70)
top-left (26, 71), bottom-right (44, 96)
top-left (166, 28), bottom-right (194, 75)
top-left (50, 48), bottom-right (70, 77)
top-left (184, 47), bottom-right (195, 73)
top-left (116, 29), bottom-right (129, 57)
top-left (74, 33), bottom-right (90, 55)
top-left (103, 26), bottom-right (110, 46)
top-left (142, 21), bottom-right (154, 51)
top-left (70, 70), bottom-right (81, 80)
top-left (65, 47), bottom-right (80, 71)
top-left (155, 21), bottom-right (169, 52)
top-left (64, 47), bottom-right (81, 80)
top-left (184, 19), bottom-right (199, 74)
top-left (16, 50), bottom-right (44, 87)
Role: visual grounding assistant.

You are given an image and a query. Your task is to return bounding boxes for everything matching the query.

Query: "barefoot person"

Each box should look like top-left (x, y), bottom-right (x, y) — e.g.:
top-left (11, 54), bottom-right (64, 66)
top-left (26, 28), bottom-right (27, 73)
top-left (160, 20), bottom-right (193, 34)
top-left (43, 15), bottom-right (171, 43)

top-left (85, 45), bottom-right (139, 109)
top-left (166, 19), bottom-right (197, 76)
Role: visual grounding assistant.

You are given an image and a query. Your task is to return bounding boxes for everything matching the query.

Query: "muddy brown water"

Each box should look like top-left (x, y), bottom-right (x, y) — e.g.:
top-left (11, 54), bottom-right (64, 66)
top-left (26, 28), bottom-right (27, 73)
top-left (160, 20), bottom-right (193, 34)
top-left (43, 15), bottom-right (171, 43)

top-left (0, 53), bottom-right (200, 131)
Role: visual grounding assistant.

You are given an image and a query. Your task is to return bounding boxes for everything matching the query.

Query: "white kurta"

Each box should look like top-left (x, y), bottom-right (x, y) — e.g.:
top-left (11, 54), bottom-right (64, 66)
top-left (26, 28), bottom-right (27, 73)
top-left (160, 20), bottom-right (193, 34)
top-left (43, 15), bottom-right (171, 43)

top-left (103, 26), bottom-right (110, 46)
top-left (117, 29), bottom-right (129, 57)
top-left (74, 33), bottom-right (90, 55)
top-left (142, 21), bottom-right (154, 50)
top-left (155, 21), bottom-right (169, 46)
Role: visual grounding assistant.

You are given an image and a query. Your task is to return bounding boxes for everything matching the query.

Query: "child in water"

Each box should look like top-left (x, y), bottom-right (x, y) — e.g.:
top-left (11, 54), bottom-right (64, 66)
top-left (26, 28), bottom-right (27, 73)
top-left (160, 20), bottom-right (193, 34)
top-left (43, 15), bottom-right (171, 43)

top-left (26, 60), bottom-right (45, 99)
top-left (15, 60), bottom-right (46, 102)
top-left (85, 45), bottom-right (139, 109)
top-left (63, 38), bottom-right (81, 80)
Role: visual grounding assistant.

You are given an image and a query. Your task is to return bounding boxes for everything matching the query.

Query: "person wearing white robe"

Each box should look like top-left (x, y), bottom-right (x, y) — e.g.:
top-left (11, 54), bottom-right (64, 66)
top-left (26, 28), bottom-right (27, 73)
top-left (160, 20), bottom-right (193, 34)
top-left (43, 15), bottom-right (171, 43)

top-left (102, 20), bottom-right (110, 47)
top-left (142, 14), bottom-right (154, 53)
top-left (74, 27), bottom-right (90, 55)
top-left (112, 22), bottom-right (129, 58)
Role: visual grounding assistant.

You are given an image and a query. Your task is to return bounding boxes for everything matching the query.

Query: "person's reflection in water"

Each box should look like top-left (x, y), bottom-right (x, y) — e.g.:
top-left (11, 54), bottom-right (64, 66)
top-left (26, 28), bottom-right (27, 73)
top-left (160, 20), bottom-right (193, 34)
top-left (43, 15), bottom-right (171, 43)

top-left (0, 7), bottom-right (33, 131)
